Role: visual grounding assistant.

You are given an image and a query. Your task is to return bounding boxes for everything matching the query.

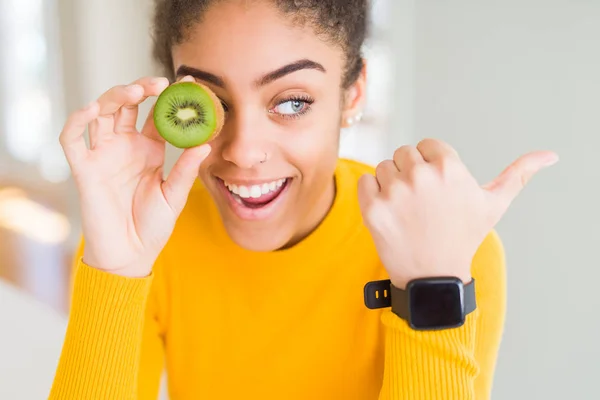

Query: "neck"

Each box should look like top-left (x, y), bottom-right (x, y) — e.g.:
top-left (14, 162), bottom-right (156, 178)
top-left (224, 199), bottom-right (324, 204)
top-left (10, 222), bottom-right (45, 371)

top-left (281, 175), bottom-right (337, 250)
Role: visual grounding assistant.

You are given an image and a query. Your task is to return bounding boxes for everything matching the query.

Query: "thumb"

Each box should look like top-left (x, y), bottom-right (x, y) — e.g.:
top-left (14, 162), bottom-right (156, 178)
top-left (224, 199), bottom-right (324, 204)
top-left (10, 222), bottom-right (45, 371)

top-left (357, 173), bottom-right (380, 214)
top-left (483, 150), bottom-right (558, 219)
top-left (141, 104), bottom-right (166, 143)
top-left (162, 144), bottom-right (212, 213)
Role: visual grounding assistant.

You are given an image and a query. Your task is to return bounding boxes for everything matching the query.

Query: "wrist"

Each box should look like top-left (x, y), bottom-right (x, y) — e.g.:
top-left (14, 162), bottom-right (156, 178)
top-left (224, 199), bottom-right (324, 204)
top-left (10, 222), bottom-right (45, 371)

top-left (80, 256), bottom-right (153, 279)
top-left (98, 265), bottom-right (152, 279)
top-left (389, 269), bottom-right (472, 290)
top-left (390, 276), bottom-right (472, 291)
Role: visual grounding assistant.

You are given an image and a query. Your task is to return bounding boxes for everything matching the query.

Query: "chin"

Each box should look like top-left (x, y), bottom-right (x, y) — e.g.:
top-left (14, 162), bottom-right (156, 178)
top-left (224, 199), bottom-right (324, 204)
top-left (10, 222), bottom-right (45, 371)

top-left (225, 226), bottom-right (292, 252)
top-left (208, 173), bottom-right (300, 252)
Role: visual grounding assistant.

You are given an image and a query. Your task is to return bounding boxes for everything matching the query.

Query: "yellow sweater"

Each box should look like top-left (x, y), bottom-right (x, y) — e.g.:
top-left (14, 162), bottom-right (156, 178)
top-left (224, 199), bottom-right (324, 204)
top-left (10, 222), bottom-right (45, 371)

top-left (49, 158), bottom-right (506, 400)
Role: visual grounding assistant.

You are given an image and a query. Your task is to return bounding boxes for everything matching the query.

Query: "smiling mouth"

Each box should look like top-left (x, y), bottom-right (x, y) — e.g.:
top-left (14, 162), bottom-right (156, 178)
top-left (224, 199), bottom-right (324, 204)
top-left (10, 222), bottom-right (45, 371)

top-left (217, 178), bottom-right (291, 209)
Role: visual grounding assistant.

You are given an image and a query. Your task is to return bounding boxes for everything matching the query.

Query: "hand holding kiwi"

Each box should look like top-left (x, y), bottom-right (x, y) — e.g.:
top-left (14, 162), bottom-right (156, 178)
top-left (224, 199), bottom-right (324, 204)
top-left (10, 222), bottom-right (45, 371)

top-left (59, 76), bottom-right (216, 278)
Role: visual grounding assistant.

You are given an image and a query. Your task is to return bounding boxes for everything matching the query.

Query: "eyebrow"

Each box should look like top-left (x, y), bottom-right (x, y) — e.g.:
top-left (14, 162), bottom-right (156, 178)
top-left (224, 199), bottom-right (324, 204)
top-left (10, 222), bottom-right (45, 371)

top-left (176, 65), bottom-right (226, 88)
top-left (175, 59), bottom-right (326, 89)
top-left (255, 59), bottom-right (326, 86)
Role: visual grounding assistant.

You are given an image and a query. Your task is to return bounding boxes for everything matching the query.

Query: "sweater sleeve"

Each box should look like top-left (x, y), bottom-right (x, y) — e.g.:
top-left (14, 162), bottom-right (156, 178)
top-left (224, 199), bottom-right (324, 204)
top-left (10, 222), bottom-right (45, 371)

top-left (50, 238), bottom-right (165, 400)
top-left (48, 260), bottom-right (152, 399)
top-left (377, 231), bottom-right (506, 400)
top-left (49, 240), bottom-right (167, 399)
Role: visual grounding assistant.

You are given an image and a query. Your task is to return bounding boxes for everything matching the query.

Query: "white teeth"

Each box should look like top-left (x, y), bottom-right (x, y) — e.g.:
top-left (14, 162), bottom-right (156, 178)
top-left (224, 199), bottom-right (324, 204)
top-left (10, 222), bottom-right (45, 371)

top-left (224, 178), bottom-right (287, 199)
top-left (249, 185), bottom-right (262, 198)
top-left (238, 185), bottom-right (250, 198)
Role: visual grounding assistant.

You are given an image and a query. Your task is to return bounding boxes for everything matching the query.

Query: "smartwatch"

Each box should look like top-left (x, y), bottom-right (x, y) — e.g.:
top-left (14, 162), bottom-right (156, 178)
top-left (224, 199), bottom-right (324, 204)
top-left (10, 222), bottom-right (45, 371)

top-left (363, 277), bottom-right (476, 331)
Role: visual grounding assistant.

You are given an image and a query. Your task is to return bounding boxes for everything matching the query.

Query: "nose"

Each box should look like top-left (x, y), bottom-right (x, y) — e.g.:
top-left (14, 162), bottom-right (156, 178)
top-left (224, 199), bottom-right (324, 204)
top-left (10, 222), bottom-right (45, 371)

top-left (219, 111), bottom-right (269, 169)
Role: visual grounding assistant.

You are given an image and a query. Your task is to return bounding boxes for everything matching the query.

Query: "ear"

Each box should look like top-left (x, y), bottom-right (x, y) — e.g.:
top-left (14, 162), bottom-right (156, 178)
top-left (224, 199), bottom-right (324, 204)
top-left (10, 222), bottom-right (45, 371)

top-left (341, 59), bottom-right (367, 128)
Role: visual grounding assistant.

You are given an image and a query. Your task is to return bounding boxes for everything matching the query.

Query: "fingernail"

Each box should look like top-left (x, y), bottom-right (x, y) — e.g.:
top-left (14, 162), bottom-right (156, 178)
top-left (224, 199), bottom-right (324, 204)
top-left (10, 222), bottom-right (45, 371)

top-left (150, 77), bottom-right (165, 85)
top-left (543, 153), bottom-right (559, 167)
top-left (84, 101), bottom-right (96, 110)
top-left (200, 144), bottom-right (212, 159)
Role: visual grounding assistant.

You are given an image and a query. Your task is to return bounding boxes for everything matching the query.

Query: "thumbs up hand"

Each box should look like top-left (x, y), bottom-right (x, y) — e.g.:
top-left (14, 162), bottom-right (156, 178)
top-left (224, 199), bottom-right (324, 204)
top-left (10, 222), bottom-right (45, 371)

top-left (358, 138), bottom-right (558, 289)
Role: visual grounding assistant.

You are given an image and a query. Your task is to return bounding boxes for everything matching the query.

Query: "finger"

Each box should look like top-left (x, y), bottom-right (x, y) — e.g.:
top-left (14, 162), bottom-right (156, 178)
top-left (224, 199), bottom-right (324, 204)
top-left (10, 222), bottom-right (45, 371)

top-left (357, 173), bottom-right (380, 211)
top-left (178, 75), bottom-right (196, 83)
top-left (96, 84), bottom-right (145, 116)
top-left (162, 144), bottom-right (212, 213)
top-left (114, 77), bottom-right (170, 133)
top-left (140, 104), bottom-right (166, 143)
top-left (375, 159), bottom-right (399, 189)
top-left (416, 138), bottom-right (459, 163)
top-left (392, 145), bottom-right (424, 172)
top-left (89, 84), bottom-right (145, 147)
top-left (59, 101), bottom-right (99, 166)
top-left (484, 150), bottom-right (559, 219)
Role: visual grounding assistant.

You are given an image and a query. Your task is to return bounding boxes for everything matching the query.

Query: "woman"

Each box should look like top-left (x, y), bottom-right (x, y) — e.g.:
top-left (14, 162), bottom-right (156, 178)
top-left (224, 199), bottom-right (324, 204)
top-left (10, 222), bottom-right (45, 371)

top-left (49, 0), bottom-right (557, 399)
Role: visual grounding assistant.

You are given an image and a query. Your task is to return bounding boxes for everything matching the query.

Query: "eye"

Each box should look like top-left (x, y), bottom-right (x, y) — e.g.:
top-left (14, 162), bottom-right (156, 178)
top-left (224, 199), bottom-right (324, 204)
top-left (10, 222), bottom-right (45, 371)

top-left (273, 99), bottom-right (309, 115)
top-left (219, 99), bottom-right (229, 112)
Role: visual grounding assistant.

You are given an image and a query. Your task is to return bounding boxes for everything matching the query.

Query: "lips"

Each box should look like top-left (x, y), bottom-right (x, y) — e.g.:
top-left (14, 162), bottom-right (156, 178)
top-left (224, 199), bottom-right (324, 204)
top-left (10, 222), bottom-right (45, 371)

top-left (215, 177), bottom-right (292, 220)
top-left (223, 178), bottom-right (288, 207)
top-left (229, 180), bottom-right (288, 208)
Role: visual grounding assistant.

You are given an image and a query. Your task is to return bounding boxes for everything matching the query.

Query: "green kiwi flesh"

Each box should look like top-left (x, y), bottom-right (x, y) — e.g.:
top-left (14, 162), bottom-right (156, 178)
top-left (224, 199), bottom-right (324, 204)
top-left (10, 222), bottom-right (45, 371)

top-left (153, 82), bottom-right (224, 148)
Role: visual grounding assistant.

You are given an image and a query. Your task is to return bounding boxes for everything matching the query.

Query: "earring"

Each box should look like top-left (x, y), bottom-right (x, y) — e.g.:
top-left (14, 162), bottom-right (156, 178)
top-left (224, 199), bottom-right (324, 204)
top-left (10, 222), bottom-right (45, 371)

top-left (345, 111), bottom-right (363, 126)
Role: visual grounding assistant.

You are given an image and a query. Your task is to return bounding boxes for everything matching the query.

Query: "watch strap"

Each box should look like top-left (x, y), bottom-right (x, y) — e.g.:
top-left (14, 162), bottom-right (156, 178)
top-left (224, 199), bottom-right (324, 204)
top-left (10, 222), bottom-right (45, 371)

top-left (363, 279), bottom-right (393, 309)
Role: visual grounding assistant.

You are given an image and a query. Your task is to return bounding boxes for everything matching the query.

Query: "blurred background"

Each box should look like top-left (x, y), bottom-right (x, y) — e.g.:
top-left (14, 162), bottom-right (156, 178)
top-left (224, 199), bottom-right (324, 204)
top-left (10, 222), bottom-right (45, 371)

top-left (0, 0), bottom-right (598, 399)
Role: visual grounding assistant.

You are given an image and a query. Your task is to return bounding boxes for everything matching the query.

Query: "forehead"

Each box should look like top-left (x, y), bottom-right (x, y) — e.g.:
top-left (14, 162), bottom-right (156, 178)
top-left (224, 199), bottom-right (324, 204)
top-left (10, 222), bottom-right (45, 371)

top-left (171, 0), bottom-right (344, 84)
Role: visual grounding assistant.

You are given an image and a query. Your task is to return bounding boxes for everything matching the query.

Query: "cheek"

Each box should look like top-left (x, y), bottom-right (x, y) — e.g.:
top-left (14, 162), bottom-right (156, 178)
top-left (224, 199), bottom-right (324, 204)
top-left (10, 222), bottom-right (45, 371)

top-left (283, 109), bottom-right (341, 182)
top-left (285, 123), bottom-right (338, 160)
top-left (289, 93), bottom-right (341, 146)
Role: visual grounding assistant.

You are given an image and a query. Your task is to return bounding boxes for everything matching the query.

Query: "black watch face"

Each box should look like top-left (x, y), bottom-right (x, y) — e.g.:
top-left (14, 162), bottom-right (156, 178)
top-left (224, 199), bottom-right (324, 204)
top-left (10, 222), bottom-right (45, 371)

top-left (409, 280), bottom-right (464, 330)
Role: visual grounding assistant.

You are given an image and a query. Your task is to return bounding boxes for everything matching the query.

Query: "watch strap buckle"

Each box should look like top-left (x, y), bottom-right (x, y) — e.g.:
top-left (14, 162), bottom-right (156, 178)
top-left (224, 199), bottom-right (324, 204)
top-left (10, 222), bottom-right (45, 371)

top-left (363, 279), bottom-right (392, 309)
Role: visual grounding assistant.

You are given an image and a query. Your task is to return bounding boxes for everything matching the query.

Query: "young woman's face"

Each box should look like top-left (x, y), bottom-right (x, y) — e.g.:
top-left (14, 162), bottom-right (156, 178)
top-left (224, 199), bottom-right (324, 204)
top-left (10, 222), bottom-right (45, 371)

top-left (171, 0), bottom-right (365, 251)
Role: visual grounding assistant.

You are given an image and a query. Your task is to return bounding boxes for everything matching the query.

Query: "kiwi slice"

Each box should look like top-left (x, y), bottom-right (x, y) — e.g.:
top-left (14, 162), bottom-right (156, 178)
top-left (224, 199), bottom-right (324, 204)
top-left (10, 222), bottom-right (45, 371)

top-left (153, 81), bottom-right (225, 148)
